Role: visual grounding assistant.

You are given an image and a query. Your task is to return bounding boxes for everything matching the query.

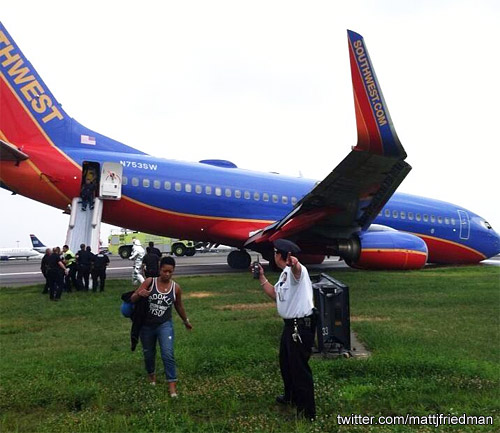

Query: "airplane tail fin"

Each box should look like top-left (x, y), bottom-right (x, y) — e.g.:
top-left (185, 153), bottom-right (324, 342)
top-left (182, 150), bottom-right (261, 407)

top-left (30, 234), bottom-right (47, 252)
top-left (0, 22), bottom-right (145, 156)
top-left (347, 30), bottom-right (406, 159)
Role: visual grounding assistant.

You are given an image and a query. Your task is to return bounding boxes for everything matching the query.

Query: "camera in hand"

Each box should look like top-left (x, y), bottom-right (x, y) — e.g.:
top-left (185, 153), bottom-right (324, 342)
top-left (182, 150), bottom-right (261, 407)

top-left (252, 261), bottom-right (260, 279)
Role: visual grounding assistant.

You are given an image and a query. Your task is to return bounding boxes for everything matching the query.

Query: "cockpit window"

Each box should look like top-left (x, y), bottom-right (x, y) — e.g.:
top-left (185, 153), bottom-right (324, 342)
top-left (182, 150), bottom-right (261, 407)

top-left (482, 220), bottom-right (493, 230)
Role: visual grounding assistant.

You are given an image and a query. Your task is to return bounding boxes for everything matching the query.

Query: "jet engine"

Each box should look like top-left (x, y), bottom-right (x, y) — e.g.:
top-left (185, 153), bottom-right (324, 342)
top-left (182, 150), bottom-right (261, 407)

top-left (339, 230), bottom-right (428, 270)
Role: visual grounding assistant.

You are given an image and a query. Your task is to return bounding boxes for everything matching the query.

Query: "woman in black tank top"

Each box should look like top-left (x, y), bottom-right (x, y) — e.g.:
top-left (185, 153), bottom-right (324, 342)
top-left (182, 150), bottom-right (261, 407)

top-left (131, 256), bottom-right (192, 396)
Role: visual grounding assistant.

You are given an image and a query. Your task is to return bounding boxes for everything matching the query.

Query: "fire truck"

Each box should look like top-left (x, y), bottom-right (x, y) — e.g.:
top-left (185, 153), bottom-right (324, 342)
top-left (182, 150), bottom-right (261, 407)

top-left (107, 230), bottom-right (198, 259)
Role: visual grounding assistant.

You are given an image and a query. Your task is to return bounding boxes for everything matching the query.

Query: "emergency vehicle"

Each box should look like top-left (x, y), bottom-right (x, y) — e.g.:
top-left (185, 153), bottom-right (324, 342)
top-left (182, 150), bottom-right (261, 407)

top-left (108, 230), bottom-right (197, 258)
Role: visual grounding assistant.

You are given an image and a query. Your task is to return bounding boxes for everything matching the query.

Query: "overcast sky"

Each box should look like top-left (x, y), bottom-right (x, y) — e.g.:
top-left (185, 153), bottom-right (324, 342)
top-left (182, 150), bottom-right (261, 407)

top-left (1, 0), bottom-right (499, 248)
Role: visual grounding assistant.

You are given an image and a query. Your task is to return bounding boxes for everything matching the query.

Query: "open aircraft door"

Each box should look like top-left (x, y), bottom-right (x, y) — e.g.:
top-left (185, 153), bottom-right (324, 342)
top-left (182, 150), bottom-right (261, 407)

top-left (100, 162), bottom-right (123, 200)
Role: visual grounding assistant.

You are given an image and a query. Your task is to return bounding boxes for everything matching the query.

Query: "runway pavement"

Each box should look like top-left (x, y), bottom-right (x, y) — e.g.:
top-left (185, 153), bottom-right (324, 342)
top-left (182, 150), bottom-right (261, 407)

top-left (0, 252), bottom-right (349, 288)
top-left (2, 253), bottom-right (498, 288)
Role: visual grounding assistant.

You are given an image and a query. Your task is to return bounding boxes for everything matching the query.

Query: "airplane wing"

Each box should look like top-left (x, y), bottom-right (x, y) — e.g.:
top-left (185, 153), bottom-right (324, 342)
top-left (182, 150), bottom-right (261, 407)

top-left (0, 139), bottom-right (29, 163)
top-left (245, 30), bottom-right (411, 249)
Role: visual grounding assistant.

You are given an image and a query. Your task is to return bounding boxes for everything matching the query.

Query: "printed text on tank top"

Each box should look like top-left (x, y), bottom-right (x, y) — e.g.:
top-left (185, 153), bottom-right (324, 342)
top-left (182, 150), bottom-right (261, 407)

top-left (147, 278), bottom-right (176, 320)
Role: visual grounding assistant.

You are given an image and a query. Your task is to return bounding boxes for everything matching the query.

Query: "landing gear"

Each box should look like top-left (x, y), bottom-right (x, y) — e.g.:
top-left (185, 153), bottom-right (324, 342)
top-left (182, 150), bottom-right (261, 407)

top-left (227, 250), bottom-right (251, 269)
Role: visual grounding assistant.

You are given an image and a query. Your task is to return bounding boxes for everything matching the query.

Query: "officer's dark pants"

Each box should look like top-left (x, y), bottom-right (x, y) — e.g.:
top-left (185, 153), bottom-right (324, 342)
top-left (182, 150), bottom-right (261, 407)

top-left (78, 265), bottom-right (91, 290)
top-left (42, 271), bottom-right (49, 294)
top-left (279, 321), bottom-right (316, 420)
top-left (65, 264), bottom-right (78, 291)
top-left (91, 269), bottom-right (106, 291)
top-left (47, 270), bottom-right (63, 300)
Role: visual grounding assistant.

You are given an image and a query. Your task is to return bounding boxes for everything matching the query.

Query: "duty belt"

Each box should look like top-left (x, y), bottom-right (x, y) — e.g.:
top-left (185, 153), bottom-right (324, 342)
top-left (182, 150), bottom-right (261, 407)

top-left (283, 315), bottom-right (314, 328)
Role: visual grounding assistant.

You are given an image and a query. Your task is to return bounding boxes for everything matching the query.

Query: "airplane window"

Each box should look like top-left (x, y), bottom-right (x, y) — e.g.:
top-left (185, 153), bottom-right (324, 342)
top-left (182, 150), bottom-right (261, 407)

top-left (132, 177), bottom-right (139, 187)
top-left (408, 212), bottom-right (414, 220)
top-left (215, 187), bottom-right (222, 196)
top-left (451, 218), bottom-right (456, 226)
top-left (195, 185), bottom-right (202, 194)
top-left (282, 196), bottom-right (288, 205)
top-left (400, 211), bottom-right (406, 219)
top-left (244, 191), bottom-right (251, 200)
top-left (143, 179), bottom-right (150, 188)
top-left (416, 213), bottom-right (421, 221)
top-left (235, 190), bottom-right (241, 199)
top-left (185, 184), bottom-right (192, 193)
top-left (205, 186), bottom-right (212, 195)
top-left (431, 215), bottom-right (436, 223)
top-left (153, 180), bottom-right (160, 189)
top-left (445, 217), bottom-right (450, 225)
top-left (291, 197), bottom-right (297, 205)
top-left (392, 210), bottom-right (398, 218)
top-left (423, 214), bottom-right (429, 222)
top-left (123, 176), bottom-right (128, 186)
top-left (164, 181), bottom-right (171, 190)
top-left (263, 193), bottom-right (269, 202)
top-left (225, 188), bottom-right (232, 197)
top-left (272, 194), bottom-right (279, 203)
top-left (254, 192), bottom-right (260, 201)
top-left (385, 209), bottom-right (390, 217)
top-left (438, 216), bottom-right (443, 224)
top-left (175, 182), bottom-right (182, 192)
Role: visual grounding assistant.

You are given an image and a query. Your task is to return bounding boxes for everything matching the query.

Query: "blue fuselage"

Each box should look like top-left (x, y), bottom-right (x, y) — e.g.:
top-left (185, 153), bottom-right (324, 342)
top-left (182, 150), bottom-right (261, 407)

top-left (66, 149), bottom-right (500, 262)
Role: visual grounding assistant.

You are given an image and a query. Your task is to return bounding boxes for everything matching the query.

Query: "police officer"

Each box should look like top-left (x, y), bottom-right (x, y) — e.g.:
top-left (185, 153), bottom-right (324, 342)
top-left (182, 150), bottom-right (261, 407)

top-left (62, 245), bottom-right (77, 292)
top-left (76, 244), bottom-right (93, 290)
top-left (40, 248), bottom-right (51, 294)
top-left (47, 247), bottom-right (68, 301)
top-left (253, 239), bottom-right (316, 421)
top-left (91, 250), bottom-right (110, 292)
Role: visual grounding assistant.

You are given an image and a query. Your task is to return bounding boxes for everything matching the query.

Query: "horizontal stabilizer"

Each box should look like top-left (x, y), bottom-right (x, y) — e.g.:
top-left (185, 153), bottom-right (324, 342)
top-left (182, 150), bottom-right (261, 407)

top-left (0, 139), bottom-right (29, 162)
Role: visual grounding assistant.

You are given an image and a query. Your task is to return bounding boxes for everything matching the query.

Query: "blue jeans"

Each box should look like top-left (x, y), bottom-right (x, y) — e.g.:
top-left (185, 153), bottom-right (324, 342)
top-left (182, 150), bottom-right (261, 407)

top-left (140, 320), bottom-right (177, 382)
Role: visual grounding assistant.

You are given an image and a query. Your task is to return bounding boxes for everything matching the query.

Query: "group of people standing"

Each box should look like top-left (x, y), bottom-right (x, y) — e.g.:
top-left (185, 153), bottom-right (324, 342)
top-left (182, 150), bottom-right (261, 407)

top-left (41, 243), bottom-right (110, 300)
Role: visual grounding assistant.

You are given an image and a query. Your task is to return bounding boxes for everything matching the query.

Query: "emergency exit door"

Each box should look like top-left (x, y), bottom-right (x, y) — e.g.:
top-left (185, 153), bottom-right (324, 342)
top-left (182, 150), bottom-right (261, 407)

top-left (100, 162), bottom-right (123, 200)
top-left (457, 210), bottom-right (470, 240)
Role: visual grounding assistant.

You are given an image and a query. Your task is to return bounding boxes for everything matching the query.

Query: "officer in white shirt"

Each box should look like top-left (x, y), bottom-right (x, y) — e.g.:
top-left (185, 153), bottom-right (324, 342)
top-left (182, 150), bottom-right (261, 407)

top-left (254, 239), bottom-right (316, 421)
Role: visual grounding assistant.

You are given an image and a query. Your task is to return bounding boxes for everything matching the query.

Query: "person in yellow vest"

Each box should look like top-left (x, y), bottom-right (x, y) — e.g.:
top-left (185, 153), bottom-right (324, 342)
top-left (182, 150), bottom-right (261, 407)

top-left (62, 245), bottom-right (77, 292)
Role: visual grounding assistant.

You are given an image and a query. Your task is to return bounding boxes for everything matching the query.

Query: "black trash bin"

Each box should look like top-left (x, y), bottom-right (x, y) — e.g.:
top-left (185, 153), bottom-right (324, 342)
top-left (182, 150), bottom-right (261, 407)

top-left (311, 273), bottom-right (351, 354)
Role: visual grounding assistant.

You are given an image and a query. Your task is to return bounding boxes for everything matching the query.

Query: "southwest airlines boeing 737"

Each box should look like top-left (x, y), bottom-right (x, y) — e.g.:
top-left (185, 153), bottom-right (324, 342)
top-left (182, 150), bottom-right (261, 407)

top-left (0, 23), bottom-right (499, 270)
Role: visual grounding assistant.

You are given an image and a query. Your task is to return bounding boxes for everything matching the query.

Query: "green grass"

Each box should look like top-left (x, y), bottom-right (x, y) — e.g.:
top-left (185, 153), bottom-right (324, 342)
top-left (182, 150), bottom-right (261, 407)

top-left (1, 265), bottom-right (499, 432)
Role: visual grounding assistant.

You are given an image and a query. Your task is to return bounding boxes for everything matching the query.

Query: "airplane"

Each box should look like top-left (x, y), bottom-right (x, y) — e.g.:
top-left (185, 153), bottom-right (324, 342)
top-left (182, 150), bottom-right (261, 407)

top-left (0, 23), bottom-right (499, 270)
top-left (29, 234), bottom-right (49, 253)
top-left (0, 248), bottom-right (43, 261)
top-left (0, 237), bottom-right (44, 261)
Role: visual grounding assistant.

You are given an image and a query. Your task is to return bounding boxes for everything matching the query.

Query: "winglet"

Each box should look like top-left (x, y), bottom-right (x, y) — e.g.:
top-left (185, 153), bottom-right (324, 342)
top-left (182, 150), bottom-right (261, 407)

top-left (347, 30), bottom-right (406, 159)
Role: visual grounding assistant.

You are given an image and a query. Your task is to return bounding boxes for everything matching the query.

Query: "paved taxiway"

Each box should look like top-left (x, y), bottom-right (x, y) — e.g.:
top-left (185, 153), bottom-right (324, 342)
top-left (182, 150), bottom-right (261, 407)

top-left (0, 252), bottom-right (349, 288)
top-left (2, 253), bottom-right (498, 288)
